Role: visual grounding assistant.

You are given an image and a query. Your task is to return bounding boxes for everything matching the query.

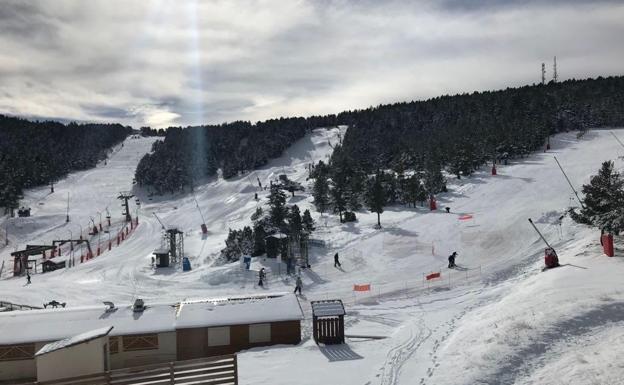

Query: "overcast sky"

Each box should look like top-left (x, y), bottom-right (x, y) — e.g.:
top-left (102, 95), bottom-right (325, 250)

top-left (1, 0), bottom-right (623, 128)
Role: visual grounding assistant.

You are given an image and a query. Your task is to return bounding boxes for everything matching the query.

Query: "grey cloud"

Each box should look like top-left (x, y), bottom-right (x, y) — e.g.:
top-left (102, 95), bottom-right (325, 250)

top-left (0, 0), bottom-right (623, 128)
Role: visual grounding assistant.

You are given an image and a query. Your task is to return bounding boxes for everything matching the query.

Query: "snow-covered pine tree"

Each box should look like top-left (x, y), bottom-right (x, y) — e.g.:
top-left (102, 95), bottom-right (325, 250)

top-left (574, 160), bottom-right (624, 233)
top-left (240, 226), bottom-right (254, 255)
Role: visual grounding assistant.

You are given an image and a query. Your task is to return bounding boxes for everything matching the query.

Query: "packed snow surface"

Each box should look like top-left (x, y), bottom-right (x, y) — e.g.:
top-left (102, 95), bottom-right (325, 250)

top-left (1, 127), bottom-right (624, 384)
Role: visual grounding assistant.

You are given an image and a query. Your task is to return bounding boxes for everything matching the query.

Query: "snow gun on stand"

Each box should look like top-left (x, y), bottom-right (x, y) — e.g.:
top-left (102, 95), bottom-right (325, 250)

top-left (528, 218), bottom-right (560, 269)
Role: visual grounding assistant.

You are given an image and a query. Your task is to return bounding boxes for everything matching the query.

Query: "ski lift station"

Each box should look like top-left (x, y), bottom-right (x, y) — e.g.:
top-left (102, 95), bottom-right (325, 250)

top-left (0, 293), bottom-right (303, 383)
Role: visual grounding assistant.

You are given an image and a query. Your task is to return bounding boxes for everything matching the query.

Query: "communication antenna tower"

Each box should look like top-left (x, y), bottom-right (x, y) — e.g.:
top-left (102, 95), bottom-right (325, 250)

top-left (553, 56), bottom-right (558, 83)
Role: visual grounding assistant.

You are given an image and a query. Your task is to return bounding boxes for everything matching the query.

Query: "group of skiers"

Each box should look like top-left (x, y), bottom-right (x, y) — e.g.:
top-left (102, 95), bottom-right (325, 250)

top-left (256, 252), bottom-right (343, 295)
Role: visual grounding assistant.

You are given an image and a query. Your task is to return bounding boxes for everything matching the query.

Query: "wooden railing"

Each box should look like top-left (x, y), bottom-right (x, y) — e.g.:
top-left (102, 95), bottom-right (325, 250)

top-left (32, 354), bottom-right (238, 385)
top-left (0, 300), bottom-right (42, 311)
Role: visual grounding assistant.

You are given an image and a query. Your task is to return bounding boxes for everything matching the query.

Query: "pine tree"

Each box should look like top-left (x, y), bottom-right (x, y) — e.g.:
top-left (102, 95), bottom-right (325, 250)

top-left (404, 174), bottom-right (426, 207)
top-left (253, 224), bottom-right (266, 256)
top-left (302, 209), bottom-right (316, 235)
top-left (330, 174), bottom-right (347, 222)
top-left (575, 161), bottom-right (624, 233)
top-left (424, 160), bottom-right (446, 194)
top-left (288, 204), bottom-right (303, 239)
top-left (313, 171), bottom-right (330, 214)
top-left (367, 172), bottom-right (386, 228)
top-left (240, 226), bottom-right (254, 255)
top-left (251, 206), bottom-right (264, 222)
top-left (345, 169), bottom-right (364, 212)
top-left (268, 185), bottom-right (287, 229)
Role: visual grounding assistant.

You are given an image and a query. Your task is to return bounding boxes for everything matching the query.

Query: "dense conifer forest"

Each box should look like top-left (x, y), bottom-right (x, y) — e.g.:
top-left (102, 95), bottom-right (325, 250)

top-left (0, 115), bottom-right (130, 214)
top-left (134, 117), bottom-right (335, 194)
top-left (135, 76), bottom-right (624, 203)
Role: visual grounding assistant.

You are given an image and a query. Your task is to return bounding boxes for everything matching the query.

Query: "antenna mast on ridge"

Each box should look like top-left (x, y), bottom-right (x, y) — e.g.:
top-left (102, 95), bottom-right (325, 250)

top-left (541, 63), bottom-right (546, 85)
top-left (553, 56), bottom-right (558, 83)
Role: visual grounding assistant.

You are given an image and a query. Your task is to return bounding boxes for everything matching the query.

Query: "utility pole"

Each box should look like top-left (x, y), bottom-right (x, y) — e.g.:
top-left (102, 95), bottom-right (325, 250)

top-left (553, 56), bottom-right (558, 83)
top-left (541, 62), bottom-right (546, 85)
top-left (553, 156), bottom-right (584, 209)
top-left (65, 192), bottom-right (70, 223)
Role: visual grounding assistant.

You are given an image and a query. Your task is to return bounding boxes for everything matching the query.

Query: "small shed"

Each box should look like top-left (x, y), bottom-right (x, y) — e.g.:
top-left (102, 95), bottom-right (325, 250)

top-left (35, 326), bottom-right (113, 382)
top-left (311, 300), bottom-right (345, 345)
top-left (42, 259), bottom-right (66, 273)
top-left (153, 248), bottom-right (170, 268)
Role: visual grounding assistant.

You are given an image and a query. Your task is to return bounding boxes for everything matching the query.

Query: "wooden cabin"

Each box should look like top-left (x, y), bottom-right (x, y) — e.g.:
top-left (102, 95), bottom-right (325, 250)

top-left (0, 293), bottom-right (303, 383)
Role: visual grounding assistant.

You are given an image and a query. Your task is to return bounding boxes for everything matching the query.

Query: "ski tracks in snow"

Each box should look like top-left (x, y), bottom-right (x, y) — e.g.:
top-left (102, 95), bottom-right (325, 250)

top-left (378, 301), bottom-right (432, 385)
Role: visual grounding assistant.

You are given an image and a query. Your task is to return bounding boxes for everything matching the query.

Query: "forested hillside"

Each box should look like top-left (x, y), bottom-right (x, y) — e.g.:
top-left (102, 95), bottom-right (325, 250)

top-left (135, 76), bottom-right (624, 199)
top-left (0, 115), bottom-right (130, 214)
top-left (134, 117), bottom-right (335, 194)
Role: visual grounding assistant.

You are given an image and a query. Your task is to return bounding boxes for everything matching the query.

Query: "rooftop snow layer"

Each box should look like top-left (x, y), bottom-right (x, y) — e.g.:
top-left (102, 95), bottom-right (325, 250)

top-left (0, 294), bottom-right (303, 345)
top-left (176, 293), bottom-right (304, 329)
top-left (311, 300), bottom-right (346, 317)
top-left (0, 303), bottom-right (177, 345)
top-left (35, 326), bottom-right (113, 356)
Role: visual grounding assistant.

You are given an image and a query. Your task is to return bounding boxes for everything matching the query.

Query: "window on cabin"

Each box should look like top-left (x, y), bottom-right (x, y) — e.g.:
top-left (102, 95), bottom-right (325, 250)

top-left (249, 323), bottom-right (271, 343)
top-left (208, 326), bottom-right (231, 347)
top-left (122, 334), bottom-right (159, 351)
top-left (109, 336), bottom-right (119, 354)
top-left (0, 344), bottom-right (35, 361)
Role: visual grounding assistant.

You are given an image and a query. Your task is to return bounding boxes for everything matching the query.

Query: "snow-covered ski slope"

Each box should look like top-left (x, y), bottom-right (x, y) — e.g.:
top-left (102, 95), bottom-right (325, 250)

top-left (2, 127), bottom-right (624, 385)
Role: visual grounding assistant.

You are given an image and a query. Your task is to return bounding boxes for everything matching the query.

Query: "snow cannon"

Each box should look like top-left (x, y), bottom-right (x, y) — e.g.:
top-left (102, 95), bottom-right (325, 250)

top-left (528, 218), bottom-right (560, 269)
top-left (544, 247), bottom-right (559, 268)
top-left (429, 196), bottom-right (437, 211)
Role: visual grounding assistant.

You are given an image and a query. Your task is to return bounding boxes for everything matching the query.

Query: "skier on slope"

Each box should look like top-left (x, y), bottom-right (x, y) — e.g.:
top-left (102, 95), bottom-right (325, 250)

top-left (334, 252), bottom-right (341, 268)
top-left (26, 272), bottom-right (31, 285)
top-left (448, 252), bottom-right (457, 268)
top-left (294, 275), bottom-right (303, 295)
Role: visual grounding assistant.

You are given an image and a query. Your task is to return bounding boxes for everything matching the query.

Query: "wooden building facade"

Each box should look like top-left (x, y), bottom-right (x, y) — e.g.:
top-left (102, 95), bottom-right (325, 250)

top-left (0, 294), bottom-right (303, 383)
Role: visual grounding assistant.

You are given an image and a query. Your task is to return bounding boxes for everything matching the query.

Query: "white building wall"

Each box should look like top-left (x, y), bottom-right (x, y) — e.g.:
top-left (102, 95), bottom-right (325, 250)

top-left (36, 337), bottom-right (106, 382)
top-left (0, 342), bottom-right (45, 382)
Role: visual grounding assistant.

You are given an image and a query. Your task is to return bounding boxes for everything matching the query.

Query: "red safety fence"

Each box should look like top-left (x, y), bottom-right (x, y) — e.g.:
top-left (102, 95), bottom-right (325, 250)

top-left (458, 214), bottom-right (473, 220)
top-left (353, 284), bottom-right (371, 292)
top-left (426, 272), bottom-right (441, 280)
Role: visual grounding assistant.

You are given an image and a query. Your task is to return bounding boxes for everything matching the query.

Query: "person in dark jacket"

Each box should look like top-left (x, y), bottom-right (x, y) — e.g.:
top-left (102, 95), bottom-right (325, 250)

top-left (258, 268), bottom-right (266, 287)
top-left (26, 272), bottom-right (31, 284)
top-left (294, 275), bottom-right (303, 294)
top-left (334, 252), bottom-right (341, 267)
top-left (448, 252), bottom-right (457, 268)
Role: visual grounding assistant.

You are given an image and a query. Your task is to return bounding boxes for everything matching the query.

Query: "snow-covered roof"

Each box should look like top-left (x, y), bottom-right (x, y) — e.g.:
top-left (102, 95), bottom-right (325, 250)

top-left (153, 248), bottom-right (169, 254)
top-left (176, 293), bottom-right (304, 329)
top-left (0, 303), bottom-right (178, 345)
top-left (267, 233), bottom-right (288, 239)
top-left (0, 294), bottom-right (303, 345)
top-left (35, 326), bottom-right (113, 357)
top-left (311, 300), bottom-right (346, 317)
